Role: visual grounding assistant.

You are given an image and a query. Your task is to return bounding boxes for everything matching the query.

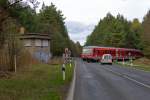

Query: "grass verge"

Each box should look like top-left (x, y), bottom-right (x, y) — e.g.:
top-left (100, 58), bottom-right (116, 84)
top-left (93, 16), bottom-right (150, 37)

top-left (0, 62), bottom-right (74, 100)
top-left (116, 58), bottom-right (150, 72)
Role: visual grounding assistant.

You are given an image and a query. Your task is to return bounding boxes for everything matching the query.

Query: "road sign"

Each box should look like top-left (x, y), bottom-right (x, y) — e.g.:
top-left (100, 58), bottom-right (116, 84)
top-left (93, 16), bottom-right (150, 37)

top-left (62, 48), bottom-right (72, 80)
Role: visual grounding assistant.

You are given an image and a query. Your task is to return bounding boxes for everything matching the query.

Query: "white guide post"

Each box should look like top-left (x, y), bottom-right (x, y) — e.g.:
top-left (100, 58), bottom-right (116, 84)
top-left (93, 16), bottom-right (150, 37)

top-left (62, 64), bottom-right (65, 80)
top-left (123, 58), bottom-right (125, 65)
top-left (130, 58), bottom-right (133, 66)
top-left (70, 61), bottom-right (72, 68)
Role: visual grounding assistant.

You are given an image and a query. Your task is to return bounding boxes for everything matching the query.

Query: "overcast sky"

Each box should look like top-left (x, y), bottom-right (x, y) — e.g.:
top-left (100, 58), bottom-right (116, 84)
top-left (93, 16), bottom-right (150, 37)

top-left (38, 0), bottom-right (150, 45)
top-left (39, 0), bottom-right (150, 23)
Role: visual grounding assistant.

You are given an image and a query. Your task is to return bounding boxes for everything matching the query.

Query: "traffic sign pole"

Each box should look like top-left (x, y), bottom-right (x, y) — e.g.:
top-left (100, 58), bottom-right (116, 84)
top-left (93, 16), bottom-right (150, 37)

top-left (62, 48), bottom-right (72, 81)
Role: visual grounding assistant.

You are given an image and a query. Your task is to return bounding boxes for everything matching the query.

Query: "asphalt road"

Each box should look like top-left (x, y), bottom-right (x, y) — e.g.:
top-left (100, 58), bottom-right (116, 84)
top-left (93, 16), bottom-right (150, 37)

top-left (74, 59), bottom-right (150, 100)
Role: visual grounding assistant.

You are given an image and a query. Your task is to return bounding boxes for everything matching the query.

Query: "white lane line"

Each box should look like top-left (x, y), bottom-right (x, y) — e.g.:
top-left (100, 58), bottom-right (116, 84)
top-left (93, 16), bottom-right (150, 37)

top-left (66, 61), bottom-right (76, 100)
top-left (103, 67), bottom-right (123, 76)
top-left (102, 67), bottom-right (150, 89)
top-left (123, 75), bottom-right (150, 89)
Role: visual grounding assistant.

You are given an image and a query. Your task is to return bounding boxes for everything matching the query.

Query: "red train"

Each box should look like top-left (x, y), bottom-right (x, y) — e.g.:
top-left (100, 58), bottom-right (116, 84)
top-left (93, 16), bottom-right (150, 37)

top-left (81, 46), bottom-right (144, 62)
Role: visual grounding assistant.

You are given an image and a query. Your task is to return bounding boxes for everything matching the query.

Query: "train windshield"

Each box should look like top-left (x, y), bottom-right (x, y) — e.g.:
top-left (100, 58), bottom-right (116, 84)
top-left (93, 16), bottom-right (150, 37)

top-left (82, 48), bottom-right (93, 54)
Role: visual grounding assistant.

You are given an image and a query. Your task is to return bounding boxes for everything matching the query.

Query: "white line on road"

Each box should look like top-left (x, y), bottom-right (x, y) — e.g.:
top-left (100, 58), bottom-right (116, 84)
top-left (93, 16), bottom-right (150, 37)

top-left (66, 61), bottom-right (76, 100)
top-left (123, 75), bottom-right (150, 89)
top-left (103, 67), bottom-right (150, 89)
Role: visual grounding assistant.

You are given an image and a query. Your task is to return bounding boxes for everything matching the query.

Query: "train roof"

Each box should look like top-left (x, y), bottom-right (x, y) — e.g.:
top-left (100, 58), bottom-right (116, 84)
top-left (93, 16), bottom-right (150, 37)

top-left (83, 46), bottom-right (141, 52)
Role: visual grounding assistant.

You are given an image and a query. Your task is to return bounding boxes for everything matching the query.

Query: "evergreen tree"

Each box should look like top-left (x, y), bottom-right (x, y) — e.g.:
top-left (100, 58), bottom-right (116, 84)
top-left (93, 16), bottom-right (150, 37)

top-left (38, 3), bottom-right (70, 56)
top-left (130, 18), bottom-right (143, 49)
top-left (86, 13), bottom-right (143, 50)
top-left (142, 10), bottom-right (150, 58)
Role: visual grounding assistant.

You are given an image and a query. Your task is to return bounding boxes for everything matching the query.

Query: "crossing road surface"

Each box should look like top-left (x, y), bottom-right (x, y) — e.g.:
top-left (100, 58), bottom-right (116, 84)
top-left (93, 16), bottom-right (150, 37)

top-left (74, 59), bottom-right (150, 100)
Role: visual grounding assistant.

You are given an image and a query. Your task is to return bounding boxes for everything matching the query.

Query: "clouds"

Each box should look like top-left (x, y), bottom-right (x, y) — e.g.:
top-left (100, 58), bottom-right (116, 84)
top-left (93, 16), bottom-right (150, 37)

top-left (108, 0), bottom-right (150, 21)
top-left (41, 0), bottom-right (150, 24)
top-left (40, 0), bottom-right (150, 45)
top-left (68, 29), bottom-right (92, 45)
top-left (65, 21), bottom-right (95, 45)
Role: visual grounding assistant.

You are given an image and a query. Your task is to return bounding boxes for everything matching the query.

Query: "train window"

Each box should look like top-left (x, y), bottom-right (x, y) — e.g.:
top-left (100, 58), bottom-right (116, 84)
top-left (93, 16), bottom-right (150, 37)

top-left (109, 50), bottom-right (111, 54)
top-left (106, 50), bottom-right (107, 53)
top-left (102, 50), bottom-right (104, 54)
top-left (82, 48), bottom-right (93, 54)
top-left (95, 50), bottom-right (98, 54)
top-left (107, 50), bottom-right (110, 54)
top-left (106, 50), bottom-right (108, 53)
top-left (93, 49), bottom-right (96, 53)
top-left (97, 50), bottom-right (99, 54)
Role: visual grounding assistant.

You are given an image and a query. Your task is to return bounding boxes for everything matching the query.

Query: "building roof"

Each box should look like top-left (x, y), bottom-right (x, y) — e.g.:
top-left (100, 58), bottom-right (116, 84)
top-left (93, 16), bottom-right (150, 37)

top-left (20, 33), bottom-right (51, 40)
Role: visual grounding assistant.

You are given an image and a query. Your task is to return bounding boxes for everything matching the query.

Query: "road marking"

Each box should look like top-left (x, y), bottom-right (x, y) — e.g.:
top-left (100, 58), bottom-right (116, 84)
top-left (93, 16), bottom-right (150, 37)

top-left (66, 60), bottom-right (76, 100)
top-left (102, 66), bottom-right (150, 89)
top-left (123, 75), bottom-right (150, 89)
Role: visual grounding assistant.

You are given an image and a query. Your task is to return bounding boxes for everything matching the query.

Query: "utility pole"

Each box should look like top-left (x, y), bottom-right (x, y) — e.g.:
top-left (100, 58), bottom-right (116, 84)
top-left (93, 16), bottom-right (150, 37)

top-left (14, 54), bottom-right (17, 73)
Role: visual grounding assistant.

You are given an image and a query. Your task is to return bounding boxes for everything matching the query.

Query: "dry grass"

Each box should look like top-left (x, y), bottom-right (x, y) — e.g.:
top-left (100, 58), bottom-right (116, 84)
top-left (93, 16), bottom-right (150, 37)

top-left (0, 48), bottom-right (41, 72)
top-left (0, 49), bottom-right (10, 71)
top-left (49, 57), bottom-right (63, 65)
top-left (17, 50), bottom-right (32, 68)
top-left (117, 57), bottom-right (150, 71)
top-left (133, 57), bottom-right (150, 66)
top-left (0, 63), bottom-right (74, 100)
